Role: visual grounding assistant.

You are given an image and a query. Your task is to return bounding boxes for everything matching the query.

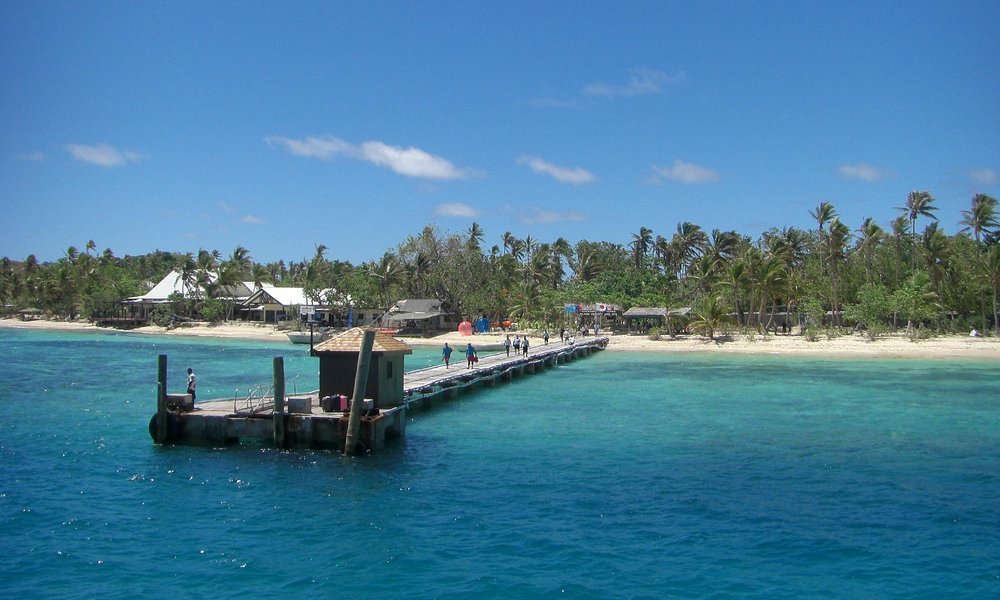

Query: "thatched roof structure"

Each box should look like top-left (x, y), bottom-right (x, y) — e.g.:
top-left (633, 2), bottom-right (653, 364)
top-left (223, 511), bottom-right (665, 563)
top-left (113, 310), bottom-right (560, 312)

top-left (623, 307), bottom-right (668, 318)
top-left (312, 327), bottom-right (412, 354)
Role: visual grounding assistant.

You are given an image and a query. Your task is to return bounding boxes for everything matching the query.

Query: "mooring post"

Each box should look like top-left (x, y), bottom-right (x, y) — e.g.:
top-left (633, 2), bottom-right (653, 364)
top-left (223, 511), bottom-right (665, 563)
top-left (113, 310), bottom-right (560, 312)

top-left (156, 354), bottom-right (168, 444)
top-left (273, 356), bottom-right (286, 448)
top-left (344, 328), bottom-right (376, 456)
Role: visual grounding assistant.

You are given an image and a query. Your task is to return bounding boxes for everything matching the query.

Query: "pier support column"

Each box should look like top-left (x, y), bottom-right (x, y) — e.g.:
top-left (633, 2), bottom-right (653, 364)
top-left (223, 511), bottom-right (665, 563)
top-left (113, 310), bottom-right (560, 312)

top-left (344, 328), bottom-right (376, 456)
top-left (156, 354), bottom-right (168, 444)
top-left (273, 357), bottom-right (286, 448)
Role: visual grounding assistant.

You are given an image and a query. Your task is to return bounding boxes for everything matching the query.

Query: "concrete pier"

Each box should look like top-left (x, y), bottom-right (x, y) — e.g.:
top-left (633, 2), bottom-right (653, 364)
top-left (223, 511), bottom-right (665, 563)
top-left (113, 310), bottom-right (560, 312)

top-left (149, 337), bottom-right (608, 452)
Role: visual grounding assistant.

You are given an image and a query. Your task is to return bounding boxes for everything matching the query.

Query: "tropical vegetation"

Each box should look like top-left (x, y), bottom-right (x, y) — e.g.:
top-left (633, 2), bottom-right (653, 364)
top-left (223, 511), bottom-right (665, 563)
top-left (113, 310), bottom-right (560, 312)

top-left (2, 191), bottom-right (998, 337)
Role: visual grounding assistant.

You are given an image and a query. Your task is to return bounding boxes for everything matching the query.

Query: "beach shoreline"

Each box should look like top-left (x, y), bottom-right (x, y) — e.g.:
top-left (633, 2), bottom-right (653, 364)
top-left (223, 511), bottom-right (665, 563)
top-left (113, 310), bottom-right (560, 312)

top-left (3, 317), bottom-right (998, 360)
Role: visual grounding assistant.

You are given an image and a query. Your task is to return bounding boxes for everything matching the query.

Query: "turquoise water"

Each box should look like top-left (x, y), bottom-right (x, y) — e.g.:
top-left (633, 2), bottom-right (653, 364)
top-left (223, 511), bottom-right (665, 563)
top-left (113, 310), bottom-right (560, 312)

top-left (0, 328), bottom-right (997, 599)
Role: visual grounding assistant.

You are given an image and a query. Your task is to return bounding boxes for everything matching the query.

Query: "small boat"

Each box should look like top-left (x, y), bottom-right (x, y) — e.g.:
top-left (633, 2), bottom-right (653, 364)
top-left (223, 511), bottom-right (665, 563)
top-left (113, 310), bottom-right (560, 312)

top-left (286, 328), bottom-right (332, 344)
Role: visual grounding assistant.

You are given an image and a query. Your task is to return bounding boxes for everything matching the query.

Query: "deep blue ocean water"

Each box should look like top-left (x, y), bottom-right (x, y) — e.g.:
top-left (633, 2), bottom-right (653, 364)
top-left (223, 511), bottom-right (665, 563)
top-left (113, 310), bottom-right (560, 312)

top-left (0, 328), bottom-right (997, 599)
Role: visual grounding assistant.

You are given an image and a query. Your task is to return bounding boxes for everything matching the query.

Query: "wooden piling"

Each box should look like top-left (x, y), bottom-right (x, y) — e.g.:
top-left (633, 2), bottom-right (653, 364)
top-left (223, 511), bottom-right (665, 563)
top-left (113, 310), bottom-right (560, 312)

top-left (273, 357), bottom-right (285, 448)
top-left (344, 328), bottom-right (376, 456)
top-left (156, 354), bottom-right (167, 444)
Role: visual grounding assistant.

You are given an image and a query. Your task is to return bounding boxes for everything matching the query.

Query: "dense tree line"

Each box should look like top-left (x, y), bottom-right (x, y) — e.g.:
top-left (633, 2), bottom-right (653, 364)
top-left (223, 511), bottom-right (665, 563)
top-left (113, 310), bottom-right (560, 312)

top-left (2, 191), bottom-right (998, 337)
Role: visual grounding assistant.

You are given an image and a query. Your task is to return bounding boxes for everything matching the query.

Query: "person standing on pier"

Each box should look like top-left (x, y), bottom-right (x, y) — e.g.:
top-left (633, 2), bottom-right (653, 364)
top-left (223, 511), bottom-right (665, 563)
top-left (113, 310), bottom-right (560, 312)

top-left (503, 335), bottom-right (511, 357)
top-left (465, 343), bottom-right (477, 369)
top-left (442, 342), bottom-right (453, 368)
top-left (186, 367), bottom-right (196, 401)
top-left (522, 336), bottom-right (529, 356)
top-left (543, 330), bottom-right (549, 344)
top-left (513, 335), bottom-right (521, 354)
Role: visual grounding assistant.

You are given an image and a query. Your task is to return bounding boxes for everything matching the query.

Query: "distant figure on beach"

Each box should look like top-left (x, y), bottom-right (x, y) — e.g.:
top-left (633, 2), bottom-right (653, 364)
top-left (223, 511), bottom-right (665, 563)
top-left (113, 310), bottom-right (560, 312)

top-left (970, 328), bottom-right (981, 338)
top-left (513, 335), bottom-right (521, 354)
top-left (504, 335), bottom-right (511, 356)
top-left (559, 327), bottom-right (565, 342)
top-left (466, 343), bottom-right (477, 369)
top-left (522, 336), bottom-right (529, 356)
top-left (442, 342), bottom-right (453, 368)
top-left (186, 367), bottom-right (196, 401)
top-left (543, 330), bottom-right (549, 344)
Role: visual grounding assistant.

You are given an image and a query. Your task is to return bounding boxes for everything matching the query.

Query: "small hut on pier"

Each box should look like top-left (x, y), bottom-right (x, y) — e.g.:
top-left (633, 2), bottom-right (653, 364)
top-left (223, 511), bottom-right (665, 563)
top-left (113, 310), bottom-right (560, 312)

top-left (312, 328), bottom-right (412, 409)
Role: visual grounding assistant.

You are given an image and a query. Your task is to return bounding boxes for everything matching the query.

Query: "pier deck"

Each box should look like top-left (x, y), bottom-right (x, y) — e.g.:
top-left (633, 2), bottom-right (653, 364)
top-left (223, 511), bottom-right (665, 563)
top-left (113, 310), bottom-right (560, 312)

top-left (150, 337), bottom-right (609, 451)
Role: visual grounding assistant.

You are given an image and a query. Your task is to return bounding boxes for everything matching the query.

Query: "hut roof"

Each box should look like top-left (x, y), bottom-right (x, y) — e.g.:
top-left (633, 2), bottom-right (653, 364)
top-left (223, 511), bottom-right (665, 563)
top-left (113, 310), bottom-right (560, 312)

top-left (623, 307), bottom-right (668, 318)
top-left (312, 327), bottom-right (412, 354)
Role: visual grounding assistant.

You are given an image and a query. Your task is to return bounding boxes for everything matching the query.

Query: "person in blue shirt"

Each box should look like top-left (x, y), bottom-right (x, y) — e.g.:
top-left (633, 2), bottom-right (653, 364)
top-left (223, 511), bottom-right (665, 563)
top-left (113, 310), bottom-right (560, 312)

top-left (442, 342), bottom-right (453, 368)
top-left (465, 343), bottom-right (477, 369)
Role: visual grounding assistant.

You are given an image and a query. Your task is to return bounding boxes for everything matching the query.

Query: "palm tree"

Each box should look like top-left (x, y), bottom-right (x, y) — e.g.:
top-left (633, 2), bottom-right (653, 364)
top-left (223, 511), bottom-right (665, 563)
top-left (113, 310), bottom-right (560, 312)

top-left (757, 256), bottom-right (788, 333)
top-left (810, 201), bottom-right (838, 233)
top-left (215, 262), bottom-right (243, 320)
top-left (630, 227), bottom-right (653, 270)
top-left (177, 253), bottom-right (199, 300)
top-left (653, 235), bottom-right (674, 277)
top-left (898, 191), bottom-right (937, 268)
top-left (501, 231), bottom-right (516, 256)
top-left (227, 246), bottom-right (252, 279)
top-left (546, 238), bottom-right (573, 289)
top-left (508, 278), bottom-right (541, 322)
top-left (570, 241), bottom-right (602, 282)
top-left (704, 229), bottom-right (739, 275)
top-left (368, 251), bottom-right (403, 313)
top-left (672, 221), bottom-right (707, 277)
top-left (959, 193), bottom-right (999, 247)
top-left (250, 264), bottom-right (272, 291)
top-left (718, 258), bottom-right (750, 326)
top-left (404, 251), bottom-right (433, 297)
top-left (857, 217), bottom-right (884, 285)
top-left (960, 194), bottom-right (998, 330)
top-left (983, 245), bottom-right (1000, 335)
top-left (826, 219), bottom-right (851, 326)
top-left (691, 295), bottom-right (731, 341)
top-left (467, 222), bottom-right (484, 252)
top-left (521, 235), bottom-right (538, 261)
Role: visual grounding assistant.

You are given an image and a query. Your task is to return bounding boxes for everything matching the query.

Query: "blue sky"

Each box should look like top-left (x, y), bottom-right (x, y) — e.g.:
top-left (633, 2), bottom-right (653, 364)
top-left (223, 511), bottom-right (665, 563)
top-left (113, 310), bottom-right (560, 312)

top-left (2, 1), bottom-right (998, 265)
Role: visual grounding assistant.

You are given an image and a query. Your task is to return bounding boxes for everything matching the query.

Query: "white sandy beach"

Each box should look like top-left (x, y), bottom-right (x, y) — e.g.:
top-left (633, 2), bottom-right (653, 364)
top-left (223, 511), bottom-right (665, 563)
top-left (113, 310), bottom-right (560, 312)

top-left (3, 317), bottom-right (998, 360)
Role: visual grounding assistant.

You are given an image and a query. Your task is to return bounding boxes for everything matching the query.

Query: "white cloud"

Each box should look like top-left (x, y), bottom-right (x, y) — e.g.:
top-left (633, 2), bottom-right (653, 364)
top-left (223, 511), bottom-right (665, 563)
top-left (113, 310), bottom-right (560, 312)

top-left (66, 143), bottom-right (142, 167)
top-left (218, 200), bottom-right (238, 213)
top-left (517, 155), bottom-right (595, 185)
top-left (839, 163), bottom-right (890, 183)
top-left (520, 208), bottom-right (587, 225)
top-left (650, 160), bottom-right (720, 184)
top-left (584, 68), bottom-right (684, 97)
top-left (266, 135), bottom-right (475, 180)
top-left (15, 151), bottom-right (45, 161)
top-left (435, 202), bottom-right (480, 218)
top-left (241, 214), bottom-right (264, 224)
top-left (969, 168), bottom-right (997, 186)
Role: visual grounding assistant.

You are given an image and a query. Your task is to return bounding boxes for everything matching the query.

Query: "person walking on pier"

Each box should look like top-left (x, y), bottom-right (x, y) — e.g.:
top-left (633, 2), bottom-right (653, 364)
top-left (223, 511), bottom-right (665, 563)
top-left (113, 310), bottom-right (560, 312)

top-left (513, 335), bottom-right (521, 354)
top-left (503, 335), bottom-right (511, 357)
top-left (522, 336), bottom-right (529, 356)
top-left (186, 367), bottom-right (197, 401)
top-left (543, 329), bottom-right (549, 345)
top-left (442, 342), bottom-right (453, 368)
top-left (465, 343), bottom-right (477, 369)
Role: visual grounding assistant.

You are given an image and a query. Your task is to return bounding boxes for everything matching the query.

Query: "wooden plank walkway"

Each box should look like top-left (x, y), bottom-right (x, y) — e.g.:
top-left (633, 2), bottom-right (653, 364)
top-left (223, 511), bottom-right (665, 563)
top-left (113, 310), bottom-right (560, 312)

top-left (400, 337), bottom-right (609, 407)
